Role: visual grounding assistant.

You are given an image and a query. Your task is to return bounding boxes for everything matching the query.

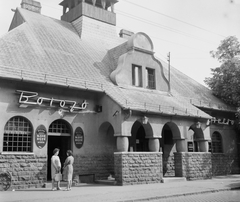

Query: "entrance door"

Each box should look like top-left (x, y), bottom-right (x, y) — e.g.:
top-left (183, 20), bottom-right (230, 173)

top-left (47, 119), bottom-right (72, 180)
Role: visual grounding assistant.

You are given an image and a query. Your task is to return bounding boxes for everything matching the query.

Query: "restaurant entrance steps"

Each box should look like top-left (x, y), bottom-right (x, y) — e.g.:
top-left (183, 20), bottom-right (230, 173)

top-left (161, 177), bottom-right (186, 183)
top-left (42, 179), bottom-right (117, 188)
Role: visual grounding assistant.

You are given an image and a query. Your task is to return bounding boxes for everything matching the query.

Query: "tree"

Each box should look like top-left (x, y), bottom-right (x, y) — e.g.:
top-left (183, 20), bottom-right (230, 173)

top-left (210, 36), bottom-right (240, 63)
top-left (205, 36), bottom-right (240, 106)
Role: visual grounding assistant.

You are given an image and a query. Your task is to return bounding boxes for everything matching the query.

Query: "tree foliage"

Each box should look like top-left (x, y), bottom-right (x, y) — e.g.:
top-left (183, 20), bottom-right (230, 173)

top-left (205, 36), bottom-right (240, 106)
top-left (210, 36), bottom-right (240, 63)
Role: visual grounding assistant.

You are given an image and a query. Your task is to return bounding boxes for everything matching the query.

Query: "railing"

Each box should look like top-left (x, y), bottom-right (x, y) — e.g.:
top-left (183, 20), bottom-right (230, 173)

top-left (1, 65), bottom-right (236, 114)
top-left (188, 97), bottom-right (236, 111)
top-left (0, 65), bottom-right (105, 92)
top-left (123, 100), bottom-right (203, 117)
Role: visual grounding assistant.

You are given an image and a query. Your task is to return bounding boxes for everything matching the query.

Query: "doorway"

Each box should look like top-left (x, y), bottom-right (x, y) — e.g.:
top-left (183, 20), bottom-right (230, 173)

top-left (136, 126), bottom-right (149, 151)
top-left (161, 124), bottom-right (174, 177)
top-left (47, 119), bottom-right (72, 180)
top-left (130, 121), bottom-right (149, 152)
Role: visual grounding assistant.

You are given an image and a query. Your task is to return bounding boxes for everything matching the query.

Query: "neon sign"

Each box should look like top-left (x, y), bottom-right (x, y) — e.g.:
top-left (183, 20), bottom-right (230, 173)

top-left (16, 90), bottom-right (88, 113)
top-left (209, 117), bottom-right (235, 126)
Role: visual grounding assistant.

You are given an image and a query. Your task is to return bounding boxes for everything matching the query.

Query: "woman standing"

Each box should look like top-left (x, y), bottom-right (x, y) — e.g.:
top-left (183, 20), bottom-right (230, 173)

top-left (51, 148), bottom-right (62, 191)
top-left (63, 150), bottom-right (74, 191)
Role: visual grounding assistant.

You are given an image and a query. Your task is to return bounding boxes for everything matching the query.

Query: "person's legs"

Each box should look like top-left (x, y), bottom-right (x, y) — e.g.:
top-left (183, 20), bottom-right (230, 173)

top-left (65, 180), bottom-right (70, 190)
top-left (69, 179), bottom-right (72, 190)
top-left (52, 180), bottom-right (56, 190)
top-left (57, 181), bottom-right (61, 190)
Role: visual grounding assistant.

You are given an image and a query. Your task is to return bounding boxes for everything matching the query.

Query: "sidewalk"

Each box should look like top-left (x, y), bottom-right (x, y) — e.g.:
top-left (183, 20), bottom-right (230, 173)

top-left (1, 175), bottom-right (240, 202)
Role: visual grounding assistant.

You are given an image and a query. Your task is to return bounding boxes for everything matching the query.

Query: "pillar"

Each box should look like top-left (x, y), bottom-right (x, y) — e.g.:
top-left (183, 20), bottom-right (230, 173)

top-left (117, 137), bottom-right (129, 152)
top-left (148, 138), bottom-right (160, 152)
top-left (199, 140), bottom-right (209, 152)
top-left (176, 139), bottom-right (186, 152)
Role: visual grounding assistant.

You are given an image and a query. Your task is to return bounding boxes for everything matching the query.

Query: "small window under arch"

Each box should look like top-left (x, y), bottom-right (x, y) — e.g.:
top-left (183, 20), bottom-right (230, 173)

top-left (211, 132), bottom-right (223, 153)
top-left (3, 116), bottom-right (33, 152)
top-left (48, 119), bottom-right (71, 135)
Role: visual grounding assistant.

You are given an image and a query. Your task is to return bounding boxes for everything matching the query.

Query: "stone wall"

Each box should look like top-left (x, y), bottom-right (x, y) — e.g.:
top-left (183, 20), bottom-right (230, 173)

top-left (174, 152), bottom-right (212, 180)
top-left (0, 154), bottom-right (47, 190)
top-left (114, 152), bottom-right (162, 185)
top-left (74, 154), bottom-right (114, 181)
top-left (163, 154), bottom-right (175, 177)
top-left (212, 154), bottom-right (240, 176)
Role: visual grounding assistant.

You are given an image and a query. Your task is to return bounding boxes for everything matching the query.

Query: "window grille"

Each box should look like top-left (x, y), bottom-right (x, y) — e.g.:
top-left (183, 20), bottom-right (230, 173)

top-left (212, 132), bottom-right (223, 153)
top-left (48, 120), bottom-right (70, 134)
top-left (3, 116), bottom-right (32, 152)
top-left (147, 68), bottom-right (155, 89)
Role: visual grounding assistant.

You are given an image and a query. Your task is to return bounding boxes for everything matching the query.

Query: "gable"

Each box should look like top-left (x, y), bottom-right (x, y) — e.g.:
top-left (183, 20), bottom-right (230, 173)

top-left (110, 32), bottom-right (169, 92)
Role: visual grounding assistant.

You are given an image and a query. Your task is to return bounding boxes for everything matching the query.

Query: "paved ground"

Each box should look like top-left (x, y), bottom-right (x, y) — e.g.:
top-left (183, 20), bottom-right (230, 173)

top-left (148, 191), bottom-right (240, 202)
top-left (0, 175), bottom-right (240, 202)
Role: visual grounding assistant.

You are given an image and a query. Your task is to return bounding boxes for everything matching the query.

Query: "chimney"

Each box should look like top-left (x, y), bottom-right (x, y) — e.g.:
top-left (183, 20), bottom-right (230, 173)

top-left (60, 0), bottom-right (118, 25)
top-left (119, 29), bottom-right (134, 39)
top-left (21, 0), bottom-right (41, 14)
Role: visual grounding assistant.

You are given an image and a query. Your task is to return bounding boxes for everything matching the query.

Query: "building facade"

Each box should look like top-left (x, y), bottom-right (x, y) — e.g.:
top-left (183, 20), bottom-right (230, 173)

top-left (0, 0), bottom-right (239, 190)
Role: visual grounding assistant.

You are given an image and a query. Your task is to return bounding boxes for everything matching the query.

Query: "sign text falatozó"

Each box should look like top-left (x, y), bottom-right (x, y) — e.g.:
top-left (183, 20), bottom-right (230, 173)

top-left (17, 90), bottom-right (88, 112)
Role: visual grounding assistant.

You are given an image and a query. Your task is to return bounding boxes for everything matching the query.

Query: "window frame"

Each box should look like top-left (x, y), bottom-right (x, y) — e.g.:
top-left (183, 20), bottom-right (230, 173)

top-left (211, 132), bottom-right (223, 153)
top-left (132, 64), bottom-right (142, 87)
top-left (146, 67), bottom-right (156, 89)
top-left (48, 119), bottom-right (71, 136)
top-left (3, 116), bottom-right (33, 153)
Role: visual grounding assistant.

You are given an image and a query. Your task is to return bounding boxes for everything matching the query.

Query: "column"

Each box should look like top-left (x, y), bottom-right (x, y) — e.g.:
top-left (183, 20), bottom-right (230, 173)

top-left (117, 137), bottom-right (129, 152)
top-left (148, 138), bottom-right (160, 152)
top-left (199, 140), bottom-right (209, 152)
top-left (176, 139), bottom-right (186, 152)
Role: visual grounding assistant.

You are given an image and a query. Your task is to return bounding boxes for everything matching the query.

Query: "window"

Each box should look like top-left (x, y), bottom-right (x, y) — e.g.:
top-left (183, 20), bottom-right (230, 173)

top-left (48, 119), bottom-right (70, 134)
top-left (211, 132), bottom-right (223, 153)
top-left (146, 68), bottom-right (155, 89)
top-left (132, 65), bottom-right (142, 87)
top-left (3, 116), bottom-right (33, 152)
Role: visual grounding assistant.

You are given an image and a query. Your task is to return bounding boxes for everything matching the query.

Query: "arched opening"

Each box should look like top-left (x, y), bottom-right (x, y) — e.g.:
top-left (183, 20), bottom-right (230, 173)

top-left (211, 131), bottom-right (223, 153)
top-left (96, 122), bottom-right (116, 179)
top-left (47, 119), bottom-right (72, 180)
top-left (130, 121), bottom-right (149, 152)
top-left (161, 122), bottom-right (180, 177)
top-left (3, 116), bottom-right (33, 152)
top-left (189, 122), bottom-right (204, 152)
top-left (98, 122), bottom-right (116, 153)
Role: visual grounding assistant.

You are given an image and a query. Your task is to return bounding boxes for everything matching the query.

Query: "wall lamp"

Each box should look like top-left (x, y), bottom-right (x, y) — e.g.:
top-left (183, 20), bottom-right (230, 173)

top-left (58, 109), bottom-right (64, 118)
top-left (142, 116), bottom-right (149, 124)
top-left (113, 110), bottom-right (119, 117)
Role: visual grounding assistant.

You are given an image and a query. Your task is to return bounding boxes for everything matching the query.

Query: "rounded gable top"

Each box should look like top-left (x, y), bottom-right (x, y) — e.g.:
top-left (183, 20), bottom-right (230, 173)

top-left (127, 32), bottom-right (154, 52)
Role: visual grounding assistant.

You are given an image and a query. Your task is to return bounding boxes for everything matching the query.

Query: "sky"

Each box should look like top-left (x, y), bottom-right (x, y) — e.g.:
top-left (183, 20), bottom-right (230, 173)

top-left (0, 0), bottom-right (240, 86)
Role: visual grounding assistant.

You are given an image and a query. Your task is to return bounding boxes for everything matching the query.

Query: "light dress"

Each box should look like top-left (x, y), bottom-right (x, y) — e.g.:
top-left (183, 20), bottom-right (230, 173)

top-left (51, 155), bottom-right (61, 180)
top-left (63, 156), bottom-right (74, 181)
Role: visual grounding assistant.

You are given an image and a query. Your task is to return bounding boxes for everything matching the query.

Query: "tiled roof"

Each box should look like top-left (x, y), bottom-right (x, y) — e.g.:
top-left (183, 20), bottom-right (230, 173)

top-left (0, 7), bottom-right (233, 119)
top-left (160, 60), bottom-right (236, 112)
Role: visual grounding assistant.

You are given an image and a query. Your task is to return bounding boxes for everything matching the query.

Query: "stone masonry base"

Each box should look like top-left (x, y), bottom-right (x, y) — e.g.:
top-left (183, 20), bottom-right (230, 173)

top-left (174, 152), bottom-right (212, 180)
top-left (114, 152), bottom-right (162, 185)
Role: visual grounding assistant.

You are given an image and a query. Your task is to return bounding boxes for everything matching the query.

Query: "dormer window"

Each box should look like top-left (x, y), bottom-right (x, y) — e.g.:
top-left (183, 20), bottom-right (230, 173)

top-left (146, 68), bottom-right (155, 89)
top-left (132, 65), bottom-right (142, 87)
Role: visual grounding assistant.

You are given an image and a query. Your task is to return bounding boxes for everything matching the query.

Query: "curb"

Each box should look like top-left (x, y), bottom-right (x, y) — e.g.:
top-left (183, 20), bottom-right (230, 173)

top-left (119, 187), bottom-right (240, 202)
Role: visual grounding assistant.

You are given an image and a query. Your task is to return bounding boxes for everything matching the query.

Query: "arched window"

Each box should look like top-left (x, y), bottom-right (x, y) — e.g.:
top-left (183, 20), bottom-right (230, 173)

top-left (48, 119), bottom-right (70, 134)
top-left (3, 116), bottom-right (33, 152)
top-left (211, 132), bottom-right (223, 153)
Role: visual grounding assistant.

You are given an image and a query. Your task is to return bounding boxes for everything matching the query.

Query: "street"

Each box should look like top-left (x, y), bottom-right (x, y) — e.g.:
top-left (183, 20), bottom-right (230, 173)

top-left (147, 190), bottom-right (240, 202)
